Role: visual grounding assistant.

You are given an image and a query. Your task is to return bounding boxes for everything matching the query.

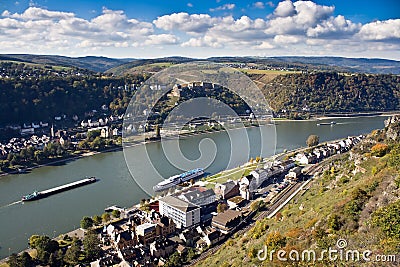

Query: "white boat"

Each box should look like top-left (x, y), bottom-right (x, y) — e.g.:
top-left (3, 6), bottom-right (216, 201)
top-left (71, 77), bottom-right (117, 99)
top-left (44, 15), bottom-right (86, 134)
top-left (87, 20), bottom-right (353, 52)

top-left (153, 168), bottom-right (204, 192)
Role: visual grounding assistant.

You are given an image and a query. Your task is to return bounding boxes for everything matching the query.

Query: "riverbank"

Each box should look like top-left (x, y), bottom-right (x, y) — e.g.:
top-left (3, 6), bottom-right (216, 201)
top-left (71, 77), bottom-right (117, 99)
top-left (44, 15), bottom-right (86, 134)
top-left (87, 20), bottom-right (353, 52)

top-left (0, 145), bottom-right (123, 178)
top-left (3, 112), bottom-right (395, 178)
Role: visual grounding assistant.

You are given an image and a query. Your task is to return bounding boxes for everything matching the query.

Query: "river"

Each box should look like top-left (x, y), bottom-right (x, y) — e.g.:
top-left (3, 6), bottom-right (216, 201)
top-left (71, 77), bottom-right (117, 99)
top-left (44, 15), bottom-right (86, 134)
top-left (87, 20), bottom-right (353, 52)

top-left (0, 116), bottom-right (389, 259)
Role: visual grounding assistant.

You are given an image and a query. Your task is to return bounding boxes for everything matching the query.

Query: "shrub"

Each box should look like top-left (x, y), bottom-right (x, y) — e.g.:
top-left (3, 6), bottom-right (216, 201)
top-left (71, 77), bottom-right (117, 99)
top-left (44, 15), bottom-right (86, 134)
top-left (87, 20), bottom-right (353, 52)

top-left (371, 143), bottom-right (388, 157)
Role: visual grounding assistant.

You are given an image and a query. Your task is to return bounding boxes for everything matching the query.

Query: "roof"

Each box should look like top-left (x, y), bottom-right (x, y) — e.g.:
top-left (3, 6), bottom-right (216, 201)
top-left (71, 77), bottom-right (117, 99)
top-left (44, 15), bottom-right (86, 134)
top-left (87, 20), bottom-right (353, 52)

top-left (212, 210), bottom-right (242, 227)
top-left (179, 187), bottom-right (215, 202)
top-left (220, 181), bottom-right (237, 192)
top-left (227, 196), bottom-right (245, 204)
top-left (135, 223), bottom-right (156, 234)
top-left (160, 195), bottom-right (200, 212)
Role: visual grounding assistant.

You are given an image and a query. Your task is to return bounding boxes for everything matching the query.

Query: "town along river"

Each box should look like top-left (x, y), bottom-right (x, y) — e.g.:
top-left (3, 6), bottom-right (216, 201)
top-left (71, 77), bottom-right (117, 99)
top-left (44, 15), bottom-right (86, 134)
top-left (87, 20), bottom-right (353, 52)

top-left (0, 115), bottom-right (389, 259)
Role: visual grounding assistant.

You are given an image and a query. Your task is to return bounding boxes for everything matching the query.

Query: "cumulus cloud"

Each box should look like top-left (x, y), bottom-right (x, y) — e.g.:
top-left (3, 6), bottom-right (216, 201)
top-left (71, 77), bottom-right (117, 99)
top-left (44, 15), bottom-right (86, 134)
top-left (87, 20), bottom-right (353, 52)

top-left (153, 12), bottom-right (217, 34)
top-left (0, 7), bottom-right (155, 52)
top-left (0, 1), bottom-right (399, 59)
top-left (358, 19), bottom-right (400, 41)
top-left (144, 34), bottom-right (179, 45)
top-left (210, 3), bottom-right (235, 12)
top-left (266, 0), bottom-right (335, 35)
top-left (273, 0), bottom-right (295, 17)
top-left (253, 2), bottom-right (265, 9)
top-left (307, 15), bottom-right (361, 38)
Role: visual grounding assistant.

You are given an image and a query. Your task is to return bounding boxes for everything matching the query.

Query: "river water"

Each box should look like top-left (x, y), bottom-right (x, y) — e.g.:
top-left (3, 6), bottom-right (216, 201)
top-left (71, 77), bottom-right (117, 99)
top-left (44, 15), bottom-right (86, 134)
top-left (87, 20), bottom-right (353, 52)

top-left (0, 116), bottom-right (388, 258)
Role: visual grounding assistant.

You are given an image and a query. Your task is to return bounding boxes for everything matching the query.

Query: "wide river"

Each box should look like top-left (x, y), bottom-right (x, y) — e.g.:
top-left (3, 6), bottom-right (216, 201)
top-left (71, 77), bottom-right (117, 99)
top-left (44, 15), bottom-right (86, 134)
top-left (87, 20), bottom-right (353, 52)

top-left (0, 116), bottom-right (389, 258)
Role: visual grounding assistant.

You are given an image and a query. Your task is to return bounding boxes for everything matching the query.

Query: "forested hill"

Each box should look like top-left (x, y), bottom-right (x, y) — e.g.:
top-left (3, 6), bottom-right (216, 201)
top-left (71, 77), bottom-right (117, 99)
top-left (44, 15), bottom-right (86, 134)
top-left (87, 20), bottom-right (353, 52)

top-left (256, 72), bottom-right (400, 113)
top-left (0, 54), bottom-right (132, 73)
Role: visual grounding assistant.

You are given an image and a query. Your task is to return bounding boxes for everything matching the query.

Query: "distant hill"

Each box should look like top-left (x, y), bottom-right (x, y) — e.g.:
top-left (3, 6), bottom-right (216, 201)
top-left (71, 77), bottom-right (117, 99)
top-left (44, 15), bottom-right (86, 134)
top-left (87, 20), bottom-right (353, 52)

top-left (0, 54), bottom-right (133, 72)
top-left (272, 56), bottom-right (400, 74)
top-left (109, 56), bottom-right (400, 76)
top-left (1, 54), bottom-right (399, 74)
top-left (105, 56), bottom-right (194, 75)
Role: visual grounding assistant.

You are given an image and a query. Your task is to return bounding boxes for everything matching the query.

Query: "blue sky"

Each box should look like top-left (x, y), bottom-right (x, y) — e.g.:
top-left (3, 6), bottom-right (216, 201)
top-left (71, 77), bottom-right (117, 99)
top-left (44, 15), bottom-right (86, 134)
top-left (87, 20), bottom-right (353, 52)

top-left (0, 0), bottom-right (399, 59)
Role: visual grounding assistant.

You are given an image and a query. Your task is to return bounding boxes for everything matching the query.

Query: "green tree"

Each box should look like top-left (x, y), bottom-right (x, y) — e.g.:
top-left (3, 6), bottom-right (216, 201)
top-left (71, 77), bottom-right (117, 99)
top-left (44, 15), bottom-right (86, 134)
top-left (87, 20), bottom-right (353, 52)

top-left (101, 212), bottom-right (111, 222)
top-left (265, 231), bottom-right (286, 251)
top-left (111, 209), bottom-right (121, 218)
top-left (93, 215), bottom-right (102, 225)
top-left (371, 199), bottom-right (400, 239)
top-left (18, 252), bottom-right (34, 267)
top-left (80, 216), bottom-right (93, 229)
top-left (166, 252), bottom-right (183, 267)
top-left (7, 253), bottom-right (19, 267)
top-left (64, 240), bottom-right (80, 266)
top-left (306, 134), bottom-right (319, 147)
top-left (83, 230), bottom-right (101, 261)
top-left (87, 130), bottom-right (101, 141)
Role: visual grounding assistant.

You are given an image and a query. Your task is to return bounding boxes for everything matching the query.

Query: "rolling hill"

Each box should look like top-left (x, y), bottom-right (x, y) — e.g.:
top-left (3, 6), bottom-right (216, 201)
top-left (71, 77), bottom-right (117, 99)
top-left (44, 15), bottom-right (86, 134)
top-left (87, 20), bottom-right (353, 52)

top-left (0, 54), bottom-right (133, 72)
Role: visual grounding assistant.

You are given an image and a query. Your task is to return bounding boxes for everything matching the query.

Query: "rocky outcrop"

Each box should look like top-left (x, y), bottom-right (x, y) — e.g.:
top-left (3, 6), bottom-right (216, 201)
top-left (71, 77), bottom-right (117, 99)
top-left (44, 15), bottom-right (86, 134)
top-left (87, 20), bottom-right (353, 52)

top-left (385, 115), bottom-right (400, 140)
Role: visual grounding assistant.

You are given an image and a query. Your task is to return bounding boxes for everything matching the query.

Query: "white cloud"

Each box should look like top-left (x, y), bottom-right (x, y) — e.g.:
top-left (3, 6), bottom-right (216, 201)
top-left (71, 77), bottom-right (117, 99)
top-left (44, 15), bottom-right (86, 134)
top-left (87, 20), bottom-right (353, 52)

top-left (0, 3), bottom-right (399, 59)
top-left (253, 2), bottom-right (265, 9)
top-left (273, 34), bottom-right (301, 44)
top-left (266, 1), bottom-right (275, 8)
top-left (153, 13), bottom-right (217, 34)
top-left (266, 0), bottom-right (335, 35)
top-left (4, 7), bottom-right (74, 20)
top-left (0, 7), bottom-right (154, 52)
top-left (210, 3), bottom-right (235, 12)
top-left (144, 34), bottom-right (179, 45)
top-left (181, 36), bottom-right (223, 48)
top-left (273, 0), bottom-right (295, 17)
top-left (254, 41), bottom-right (275, 49)
top-left (307, 15), bottom-right (361, 38)
top-left (358, 19), bottom-right (400, 41)
top-left (187, 3), bottom-right (193, 7)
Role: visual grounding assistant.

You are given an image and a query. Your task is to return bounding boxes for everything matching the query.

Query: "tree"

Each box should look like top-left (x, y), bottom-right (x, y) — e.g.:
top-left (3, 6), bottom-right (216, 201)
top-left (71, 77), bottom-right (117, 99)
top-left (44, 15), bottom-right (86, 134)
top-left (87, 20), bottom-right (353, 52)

top-left (93, 215), bottom-right (102, 225)
top-left (87, 130), bottom-right (101, 140)
top-left (83, 230), bottom-right (101, 261)
top-left (80, 216), bottom-right (93, 229)
top-left (265, 231), bottom-right (286, 250)
top-left (371, 143), bottom-right (388, 157)
top-left (101, 212), bottom-right (111, 222)
top-left (7, 253), bottom-right (19, 267)
top-left (306, 134), bottom-right (319, 147)
top-left (64, 240), bottom-right (80, 266)
top-left (250, 200), bottom-right (263, 212)
top-left (371, 199), bottom-right (400, 239)
top-left (111, 209), bottom-right (121, 218)
top-left (166, 252), bottom-right (183, 267)
top-left (217, 203), bottom-right (227, 213)
top-left (18, 252), bottom-right (34, 267)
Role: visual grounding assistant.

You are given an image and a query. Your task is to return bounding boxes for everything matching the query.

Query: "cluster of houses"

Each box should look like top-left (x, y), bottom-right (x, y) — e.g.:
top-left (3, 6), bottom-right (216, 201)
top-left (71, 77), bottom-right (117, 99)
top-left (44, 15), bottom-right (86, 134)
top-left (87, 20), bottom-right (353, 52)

top-left (93, 184), bottom-right (248, 266)
top-left (294, 135), bottom-right (364, 165)
top-left (0, 64), bottom-right (91, 79)
top-left (0, 135), bottom-right (51, 159)
top-left (83, 135), bottom-right (365, 266)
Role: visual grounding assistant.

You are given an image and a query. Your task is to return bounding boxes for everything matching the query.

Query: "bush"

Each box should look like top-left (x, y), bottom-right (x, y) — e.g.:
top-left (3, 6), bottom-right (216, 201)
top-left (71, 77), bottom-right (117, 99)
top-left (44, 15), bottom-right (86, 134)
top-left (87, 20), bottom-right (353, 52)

top-left (371, 200), bottom-right (400, 239)
top-left (306, 135), bottom-right (319, 147)
top-left (371, 143), bottom-right (388, 157)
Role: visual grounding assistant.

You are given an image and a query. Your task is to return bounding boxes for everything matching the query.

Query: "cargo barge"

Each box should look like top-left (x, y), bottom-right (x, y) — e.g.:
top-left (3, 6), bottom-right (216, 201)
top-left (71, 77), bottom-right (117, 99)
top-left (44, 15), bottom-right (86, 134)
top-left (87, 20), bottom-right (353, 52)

top-left (21, 177), bottom-right (97, 201)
